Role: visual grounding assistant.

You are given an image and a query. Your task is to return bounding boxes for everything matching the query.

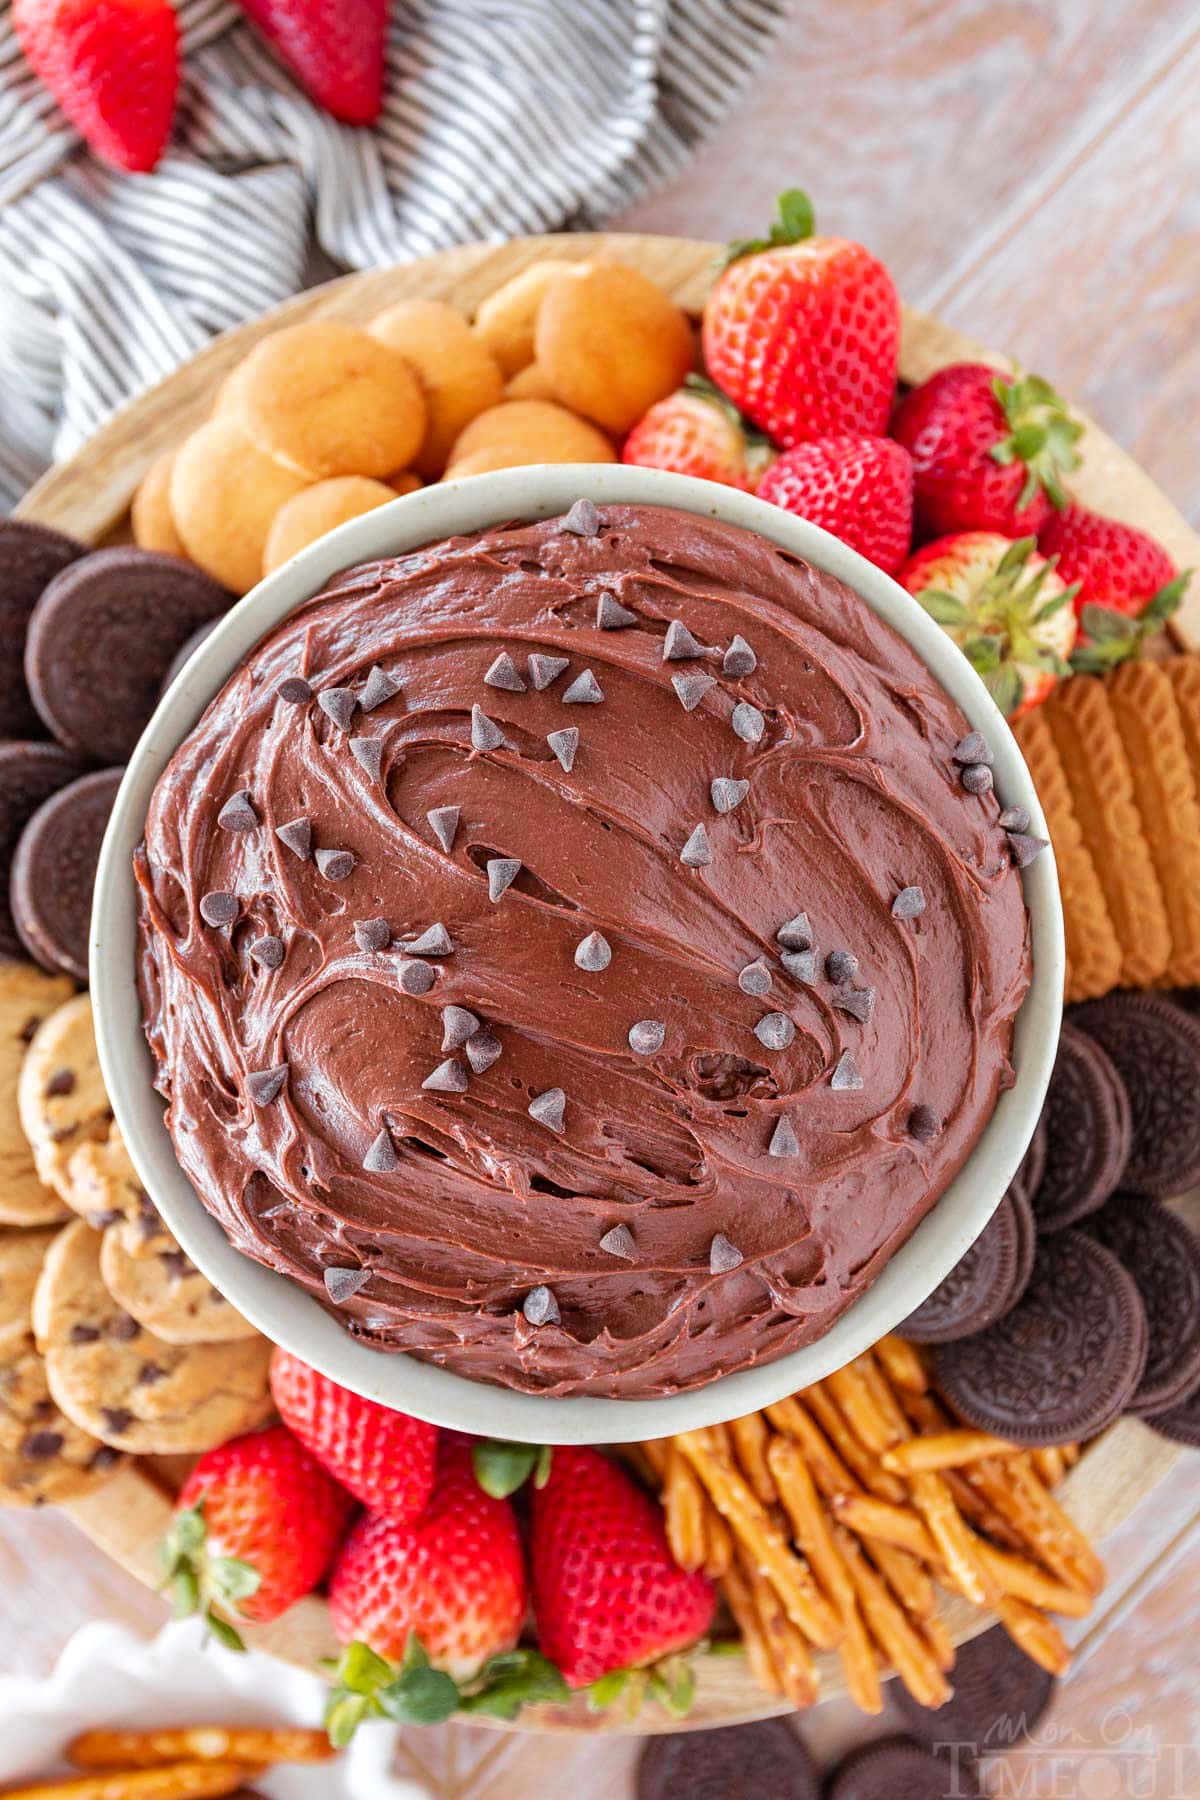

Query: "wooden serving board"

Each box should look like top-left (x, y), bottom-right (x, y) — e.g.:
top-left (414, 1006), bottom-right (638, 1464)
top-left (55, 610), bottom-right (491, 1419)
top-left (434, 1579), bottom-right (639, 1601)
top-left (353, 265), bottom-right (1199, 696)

top-left (14, 233), bottom-right (1200, 1734)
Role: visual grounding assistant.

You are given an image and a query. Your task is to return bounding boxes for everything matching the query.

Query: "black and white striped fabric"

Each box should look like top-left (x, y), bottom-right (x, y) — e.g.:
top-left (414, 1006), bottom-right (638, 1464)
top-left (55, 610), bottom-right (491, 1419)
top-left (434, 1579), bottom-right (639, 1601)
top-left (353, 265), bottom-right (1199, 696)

top-left (0, 0), bottom-right (782, 508)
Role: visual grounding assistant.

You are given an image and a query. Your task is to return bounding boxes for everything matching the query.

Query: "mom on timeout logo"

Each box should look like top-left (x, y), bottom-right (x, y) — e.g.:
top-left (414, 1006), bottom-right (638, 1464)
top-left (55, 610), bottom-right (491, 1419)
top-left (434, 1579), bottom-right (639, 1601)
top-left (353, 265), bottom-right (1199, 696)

top-left (932, 1705), bottom-right (1199, 1797)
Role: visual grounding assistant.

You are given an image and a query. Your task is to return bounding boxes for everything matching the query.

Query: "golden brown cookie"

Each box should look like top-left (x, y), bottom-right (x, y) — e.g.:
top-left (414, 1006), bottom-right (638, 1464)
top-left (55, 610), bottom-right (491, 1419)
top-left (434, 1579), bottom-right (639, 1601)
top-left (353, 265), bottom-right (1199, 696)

top-left (473, 258), bottom-right (574, 376)
top-left (1012, 708), bottom-right (1123, 1003)
top-left (0, 1227), bottom-right (125, 1505)
top-left (100, 1219), bottom-right (257, 1344)
top-left (64, 1123), bottom-right (155, 1234)
top-left (369, 298), bottom-right (504, 477)
top-left (34, 1219), bottom-right (272, 1454)
top-left (1106, 659), bottom-right (1200, 987)
top-left (1042, 675), bottom-right (1171, 989)
top-left (1163, 655), bottom-right (1200, 784)
top-left (130, 450), bottom-right (186, 558)
top-left (170, 417), bottom-right (310, 596)
top-left (17, 992), bottom-right (112, 1206)
top-left (505, 362), bottom-right (557, 401)
top-left (0, 962), bottom-right (76, 1225)
top-left (228, 320), bottom-right (427, 479)
top-left (388, 471), bottom-right (423, 496)
top-left (261, 475), bottom-right (395, 576)
top-left (446, 398), bottom-right (614, 471)
top-left (535, 260), bottom-right (694, 434)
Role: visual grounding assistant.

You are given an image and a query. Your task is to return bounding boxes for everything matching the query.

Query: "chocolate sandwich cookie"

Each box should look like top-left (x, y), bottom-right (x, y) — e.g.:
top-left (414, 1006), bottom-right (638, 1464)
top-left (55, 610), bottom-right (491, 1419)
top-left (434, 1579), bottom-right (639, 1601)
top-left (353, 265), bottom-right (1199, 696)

top-left (1069, 993), bottom-right (1200, 1197)
top-left (1086, 1195), bottom-right (1200, 1416)
top-left (901, 1190), bottom-right (1029, 1345)
top-left (1032, 1022), bottom-right (1131, 1230)
top-left (161, 619), bottom-right (218, 696)
top-left (0, 742), bottom-right (90, 958)
top-left (0, 520), bottom-right (85, 737)
top-left (827, 1735), bottom-right (979, 1800)
top-left (893, 1623), bottom-right (1055, 1755)
top-left (637, 1719), bottom-right (820, 1800)
top-left (25, 547), bottom-right (231, 765)
top-left (1009, 1117), bottom-right (1047, 1210)
top-left (934, 1230), bottom-right (1148, 1445)
top-left (11, 767), bottom-right (123, 982)
top-left (1147, 1381), bottom-right (1200, 1449)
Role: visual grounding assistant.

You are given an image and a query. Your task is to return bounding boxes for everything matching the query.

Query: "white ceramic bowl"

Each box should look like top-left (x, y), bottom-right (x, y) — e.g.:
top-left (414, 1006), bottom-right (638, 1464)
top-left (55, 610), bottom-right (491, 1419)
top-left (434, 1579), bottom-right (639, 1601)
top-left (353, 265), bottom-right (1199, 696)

top-left (92, 465), bottom-right (1064, 1444)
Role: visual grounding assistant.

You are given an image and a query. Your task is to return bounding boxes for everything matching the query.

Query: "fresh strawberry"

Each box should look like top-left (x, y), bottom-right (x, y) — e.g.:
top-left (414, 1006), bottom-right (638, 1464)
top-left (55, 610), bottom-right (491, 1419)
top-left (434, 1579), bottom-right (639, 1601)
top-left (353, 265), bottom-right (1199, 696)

top-left (162, 1425), bottom-right (355, 1649)
top-left (1036, 503), bottom-right (1190, 670)
top-left (12, 0), bottom-right (178, 172)
top-left (269, 1348), bottom-right (437, 1521)
top-left (622, 376), bottom-right (774, 492)
top-left (757, 434), bottom-right (914, 574)
top-left (898, 532), bottom-right (1079, 718)
top-left (234, 0), bottom-right (388, 125)
top-left (702, 189), bottom-right (900, 449)
top-left (529, 1446), bottom-right (715, 1695)
top-left (892, 363), bottom-right (1082, 540)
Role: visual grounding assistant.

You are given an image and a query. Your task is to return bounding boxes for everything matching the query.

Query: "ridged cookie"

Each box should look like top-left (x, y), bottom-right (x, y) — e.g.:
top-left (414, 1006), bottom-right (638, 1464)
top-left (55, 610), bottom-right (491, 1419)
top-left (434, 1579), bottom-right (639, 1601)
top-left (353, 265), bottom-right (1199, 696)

top-left (0, 962), bottom-right (75, 1225)
top-left (1163, 655), bottom-right (1200, 793)
top-left (1106, 659), bottom-right (1200, 987)
top-left (1041, 675), bottom-right (1171, 988)
top-left (18, 992), bottom-right (111, 1204)
top-left (1012, 708), bottom-right (1122, 1002)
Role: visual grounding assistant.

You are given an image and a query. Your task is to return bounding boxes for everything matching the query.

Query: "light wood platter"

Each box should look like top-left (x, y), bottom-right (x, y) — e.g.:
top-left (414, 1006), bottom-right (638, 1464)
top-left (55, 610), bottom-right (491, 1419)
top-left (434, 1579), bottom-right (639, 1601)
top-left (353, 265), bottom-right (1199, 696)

top-left (15, 233), bottom-right (1200, 1733)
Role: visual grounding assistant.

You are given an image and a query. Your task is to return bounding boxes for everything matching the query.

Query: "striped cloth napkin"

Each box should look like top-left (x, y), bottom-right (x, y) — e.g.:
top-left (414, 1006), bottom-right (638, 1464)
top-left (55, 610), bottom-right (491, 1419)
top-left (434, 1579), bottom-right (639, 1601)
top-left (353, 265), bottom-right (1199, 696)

top-left (0, 0), bottom-right (781, 509)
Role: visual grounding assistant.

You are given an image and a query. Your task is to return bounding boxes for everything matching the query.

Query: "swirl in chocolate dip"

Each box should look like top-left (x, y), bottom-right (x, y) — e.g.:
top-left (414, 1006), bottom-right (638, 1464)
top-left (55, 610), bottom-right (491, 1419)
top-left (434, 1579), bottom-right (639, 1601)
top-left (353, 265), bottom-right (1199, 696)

top-left (135, 503), bottom-right (1032, 1398)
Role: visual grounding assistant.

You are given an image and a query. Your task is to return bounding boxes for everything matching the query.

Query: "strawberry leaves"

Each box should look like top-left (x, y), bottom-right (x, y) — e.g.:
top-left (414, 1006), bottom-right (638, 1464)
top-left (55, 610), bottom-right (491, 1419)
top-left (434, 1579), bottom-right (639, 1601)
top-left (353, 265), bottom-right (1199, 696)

top-left (723, 188), bottom-right (815, 266)
top-left (159, 1499), bottom-right (261, 1654)
top-left (324, 1635), bottom-right (568, 1744)
top-left (989, 372), bottom-right (1083, 512)
top-left (587, 1650), bottom-right (700, 1720)
top-left (1069, 571), bottom-right (1190, 673)
top-left (472, 1438), bottom-right (553, 1498)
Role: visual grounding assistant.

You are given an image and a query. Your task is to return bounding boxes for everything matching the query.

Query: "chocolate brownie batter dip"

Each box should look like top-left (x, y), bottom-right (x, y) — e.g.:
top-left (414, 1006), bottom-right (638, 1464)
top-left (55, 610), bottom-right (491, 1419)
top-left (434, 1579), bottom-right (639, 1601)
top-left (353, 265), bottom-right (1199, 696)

top-left (136, 503), bottom-right (1033, 1398)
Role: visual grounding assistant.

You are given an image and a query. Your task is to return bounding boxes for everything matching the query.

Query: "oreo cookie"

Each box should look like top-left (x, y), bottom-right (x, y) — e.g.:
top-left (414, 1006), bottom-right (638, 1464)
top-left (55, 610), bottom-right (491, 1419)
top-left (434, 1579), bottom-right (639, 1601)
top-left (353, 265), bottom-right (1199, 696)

top-left (901, 1188), bottom-right (1031, 1345)
top-left (0, 742), bottom-right (90, 957)
top-left (1032, 1023), bottom-right (1131, 1230)
top-left (25, 547), bottom-right (231, 764)
top-left (1009, 1117), bottom-right (1047, 1210)
top-left (1086, 1195), bottom-right (1200, 1416)
top-left (934, 1230), bottom-right (1148, 1445)
top-left (826, 1734), bottom-right (979, 1800)
top-left (1070, 994), bottom-right (1200, 1197)
top-left (161, 619), bottom-right (219, 697)
top-left (0, 520), bottom-right (85, 737)
top-left (1147, 1380), bottom-right (1200, 1449)
top-left (637, 1719), bottom-right (820, 1800)
top-left (11, 767), bottom-right (123, 982)
top-left (893, 1623), bottom-right (1055, 1755)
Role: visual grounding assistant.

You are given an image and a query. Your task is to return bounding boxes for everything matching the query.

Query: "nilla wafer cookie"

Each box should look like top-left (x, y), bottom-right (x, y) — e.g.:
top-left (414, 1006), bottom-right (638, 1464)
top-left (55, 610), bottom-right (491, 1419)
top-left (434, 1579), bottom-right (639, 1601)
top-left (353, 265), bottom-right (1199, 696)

top-left (262, 475), bottom-right (395, 575)
top-left (130, 451), bottom-right (186, 558)
top-left (1105, 658), bottom-right (1200, 987)
top-left (447, 398), bottom-right (614, 470)
top-left (473, 257), bottom-right (574, 376)
top-left (170, 418), bottom-right (309, 595)
top-left (1041, 675), bottom-right (1171, 989)
top-left (369, 298), bottom-right (504, 477)
top-left (1012, 708), bottom-right (1122, 1002)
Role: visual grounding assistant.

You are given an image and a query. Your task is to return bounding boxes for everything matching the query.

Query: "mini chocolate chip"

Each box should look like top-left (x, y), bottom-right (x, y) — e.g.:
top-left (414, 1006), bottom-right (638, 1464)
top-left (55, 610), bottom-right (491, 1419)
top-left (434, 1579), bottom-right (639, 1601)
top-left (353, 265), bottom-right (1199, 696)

top-left (782, 949), bottom-right (818, 984)
top-left (315, 847), bottom-right (355, 881)
top-left (738, 958), bottom-right (771, 996)
top-left (427, 806), bottom-right (460, 852)
top-left (69, 1323), bottom-right (100, 1344)
top-left (247, 1064), bottom-right (288, 1106)
top-left (275, 816), bottom-right (312, 860)
top-left (485, 652), bottom-right (527, 692)
top-left (18, 1017), bottom-right (38, 1044)
top-left (465, 1030), bottom-right (503, 1074)
top-left (249, 934), bottom-right (285, 969)
top-left (1009, 831), bottom-right (1049, 868)
top-left (361, 665), bottom-right (401, 712)
top-left (397, 959), bottom-right (437, 996)
top-left (998, 804), bottom-right (1031, 833)
top-left (90, 1445), bottom-right (121, 1469)
top-left (709, 1233), bottom-right (743, 1274)
top-left (768, 1115), bottom-right (800, 1158)
top-left (158, 1251), bottom-right (191, 1282)
top-left (826, 949), bottom-right (858, 984)
top-left (325, 1266), bottom-right (371, 1304)
top-left (23, 1430), bottom-right (63, 1459)
top-left (961, 762), bottom-right (994, 795)
top-left (405, 923), bottom-right (453, 956)
top-left (523, 1284), bottom-right (560, 1324)
top-left (529, 653), bottom-right (569, 690)
top-left (471, 704), bottom-right (507, 751)
top-left (45, 1068), bottom-right (76, 1097)
top-left (217, 789), bottom-right (258, 832)
top-left (547, 727), bottom-right (579, 772)
top-left (663, 620), bottom-right (704, 662)
top-left (363, 1129), bottom-right (397, 1173)
top-left (597, 593), bottom-right (637, 629)
top-left (711, 777), bottom-right (749, 814)
top-left (108, 1311), bottom-right (141, 1339)
top-left (908, 1103), bottom-right (939, 1142)
top-left (953, 731), bottom-right (993, 766)
top-left (776, 913), bottom-right (812, 951)
top-left (755, 1012), bottom-right (795, 1050)
top-left (199, 891), bottom-right (238, 927)
top-left (349, 737), bottom-right (384, 781)
top-left (355, 917), bottom-right (391, 953)
top-left (731, 701), bottom-right (765, 743)
top-left (574, 931), bottom-right (612, 972)
top-left (318, 687), bottom-right (358, 730)
top-left (562, 499), bottom-right (601, 536)
top-left (422, 1058), bottom-right (468, 1093)
top-left (102, 1407), bottom-right (133, 1436)
top-left (680, 823), bottom-right (712, 867)
top-left (673, 671), bottom-right (716, 712)
top-left (629, 1019), bottom-right (665, 1056)
top-left (892, 885), bottom-right (926, 920)
top-left (277, 675), bottom-right (313, 704)
top-left (562, 669), bottom-right (603, 705)
top-left (87, 1209), bottom-right (122, 1229)
top-left (833, 985), bottom-right (875, 1023)
top-left (723, 634), bottom-right (757, 677)
top-left (487, 857), bottom-right (521, 902)
top-left (528, 1087), bottom-right (566, 1133)
top-left (136, 1362), bottom-right (166, 1386)
top-left (441, 1005), bottom-right (481, 1051)
top-left (599, 1224), bottom-right (638, 1261)
top-left (831, 1049), bottom-right (864, 1091)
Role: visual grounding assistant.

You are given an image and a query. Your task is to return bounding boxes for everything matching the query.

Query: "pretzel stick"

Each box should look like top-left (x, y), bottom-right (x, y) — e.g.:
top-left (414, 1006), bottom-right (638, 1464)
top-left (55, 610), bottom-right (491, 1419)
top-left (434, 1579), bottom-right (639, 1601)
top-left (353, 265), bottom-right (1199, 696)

top-left (803, 1385), bottom-right (907, 1501)
top-left (704, 1506), bottom-right (735, 1580)
top-left (720, 1554), bottom-right (782, 1697)
top-left (995, 1595), bottom-right (1072, 1676)
top-left (834, 1525), bottom-right (951, 1708)
top-left (976, 1542), bottom-right (1092, 1618)
top-left (908, 1468), bottom-right (990, 1605)
top-left (941, 1465), bottom-right (1027, 1552)
top-left (637, 1438), bottom-right (668, 1481)
top-left (1061, 1442), bottom-right (1081, 1468)
top-left (766, 1397), bottom-right (862, 1500)
top-left (663, 1446), bottom-right (708, 1573)
top-left (858, 1350), bottom-right (913, 1442)
top-left (1031, 1445), bottom-right (1066, 1487)
top-left (70, 1728), bottom-right (332, 1768)
top-left (876, 1334), bottom-right (929, 1394)
top-left (729, 1411), bottom-right (778, 1506)
top-left (920, 1609), bottom-right (956, 1673)
top-left (830, 1493), bottom-right (930, 1557)
top-left (969, 1457), bottom-right (1104, 1595)
top-left (823, 1363), bottom-right (899, 1456)
top-left (742, 1548), bottom-right (820, 1707)
top-left (4, 1768), bottom-right (258, 1800)
top-left (882, 1429), bottom-right (1020, 1473)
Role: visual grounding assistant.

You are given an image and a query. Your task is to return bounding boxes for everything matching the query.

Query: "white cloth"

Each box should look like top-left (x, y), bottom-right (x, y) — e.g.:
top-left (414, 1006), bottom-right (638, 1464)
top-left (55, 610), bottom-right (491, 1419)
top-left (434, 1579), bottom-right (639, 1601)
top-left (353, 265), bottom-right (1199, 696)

top-left (0, 0), bottom-right (782, 507)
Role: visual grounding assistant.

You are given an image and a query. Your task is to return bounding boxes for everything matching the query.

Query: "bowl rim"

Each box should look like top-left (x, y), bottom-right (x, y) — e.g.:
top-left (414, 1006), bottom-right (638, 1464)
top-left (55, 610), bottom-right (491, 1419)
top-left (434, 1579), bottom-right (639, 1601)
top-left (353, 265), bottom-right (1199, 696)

top-left (91, 463), bottom-right (1064, 1444)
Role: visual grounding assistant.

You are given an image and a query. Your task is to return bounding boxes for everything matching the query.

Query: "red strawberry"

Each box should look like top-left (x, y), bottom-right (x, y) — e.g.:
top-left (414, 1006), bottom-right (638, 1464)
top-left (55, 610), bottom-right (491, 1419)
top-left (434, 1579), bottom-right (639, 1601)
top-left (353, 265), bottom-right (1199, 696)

top-left (269, 1347), bottom-right (437, 1522)
top-left (622, 377), bottom-right (774, 492)
top-left (529, 1446), bottom-right (715, 1692)
top-left (13, 0), bottom-right (178, 173)
top-left (898, 532), bottom-right (1079, 719)
top-left (757, 435), bottom-right (914, 574)
top-left (162, 1424), bottom-right (355, 1648)
top-left (892, 364), bottom-right (1082, 539)
top-left (1036, 504), bottom-right (1189, 671)
top-left (702, 189), bottom-right (900, 449)
top-left (234, 0), bottom-right (388, 125)
top-left (329, 1438), bottom-right (526, 1681)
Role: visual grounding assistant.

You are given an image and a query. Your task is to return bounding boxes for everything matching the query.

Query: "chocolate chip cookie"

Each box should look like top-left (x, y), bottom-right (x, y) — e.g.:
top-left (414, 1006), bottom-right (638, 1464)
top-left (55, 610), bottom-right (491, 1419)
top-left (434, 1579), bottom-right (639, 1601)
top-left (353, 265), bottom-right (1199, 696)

top-left (18, 993), bottom-right (112, 1204)
top-left (0, 961), bottom-right (75, 1226)
top-left (100, 1218), bottom-right (257, 1345)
